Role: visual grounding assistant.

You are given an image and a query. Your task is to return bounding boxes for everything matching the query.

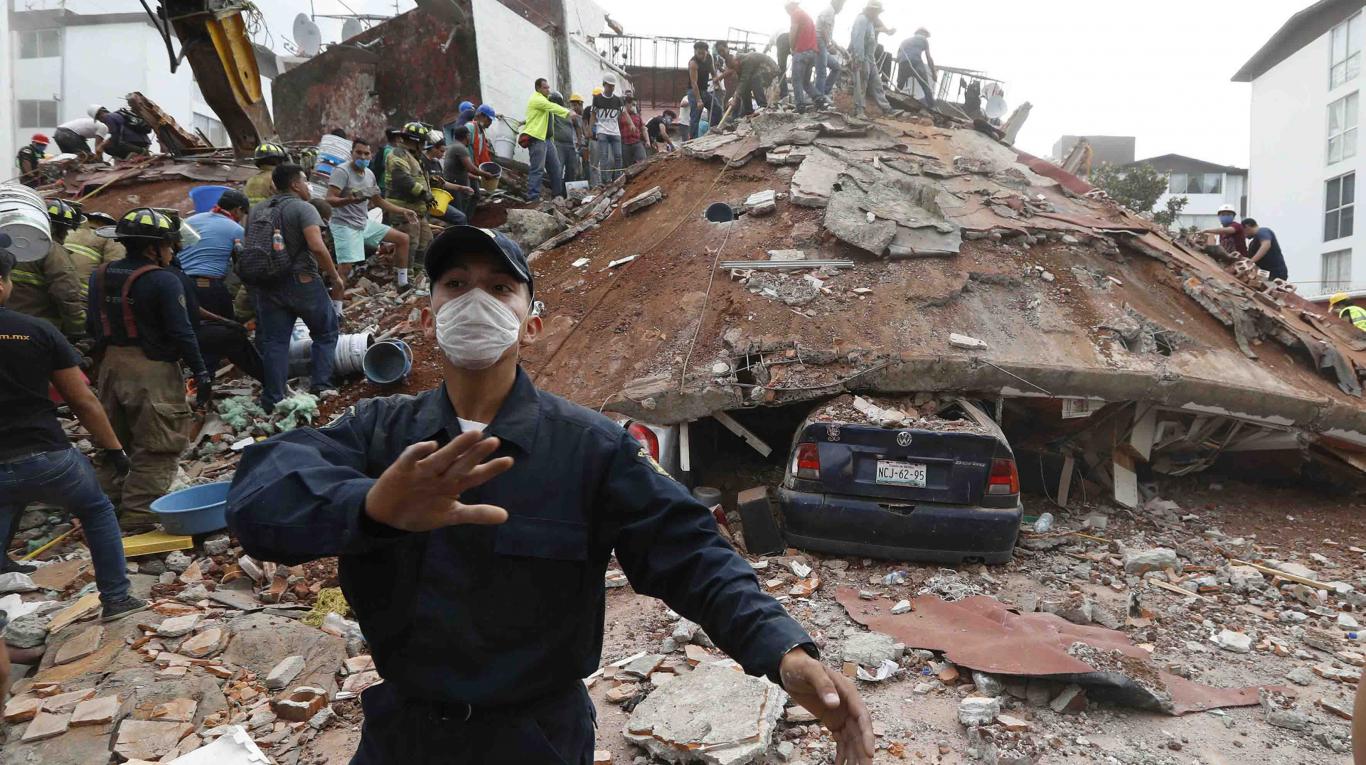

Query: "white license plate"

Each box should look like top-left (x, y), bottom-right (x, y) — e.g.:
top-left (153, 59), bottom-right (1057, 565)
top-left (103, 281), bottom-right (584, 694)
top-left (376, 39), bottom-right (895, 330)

top-left (875, 460), bottom-right (928, 488)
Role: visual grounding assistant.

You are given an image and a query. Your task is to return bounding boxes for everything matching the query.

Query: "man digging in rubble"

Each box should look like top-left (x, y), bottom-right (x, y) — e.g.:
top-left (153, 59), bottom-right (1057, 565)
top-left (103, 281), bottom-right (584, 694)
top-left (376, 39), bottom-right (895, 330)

top-left (227, 226), bottom-right (876, 764)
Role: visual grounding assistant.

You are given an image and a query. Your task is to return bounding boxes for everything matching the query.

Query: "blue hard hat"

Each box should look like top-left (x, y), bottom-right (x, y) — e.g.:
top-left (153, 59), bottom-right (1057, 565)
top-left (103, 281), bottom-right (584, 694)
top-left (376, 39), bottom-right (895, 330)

top-left (477, 104), bottom-right (497, 120)
top-left (459, 100), bottom-right (474, 114)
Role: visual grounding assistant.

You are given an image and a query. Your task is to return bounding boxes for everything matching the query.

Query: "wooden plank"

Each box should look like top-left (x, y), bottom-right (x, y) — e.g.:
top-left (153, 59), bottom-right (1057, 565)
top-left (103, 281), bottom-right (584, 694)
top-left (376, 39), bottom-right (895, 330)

top-left (1230, 559), bottom-right (1333, 590)
top-left (1150, 579), bottom-right (1215, 603)
top-left (712, 411), bottom-right (773, 458)
top-left (1129, 407), bottom-right (1158, 461)
top-left (1056, 454), bottom-right (1075, 507)
top-left (1112, 450), bottom-right (1138, 509)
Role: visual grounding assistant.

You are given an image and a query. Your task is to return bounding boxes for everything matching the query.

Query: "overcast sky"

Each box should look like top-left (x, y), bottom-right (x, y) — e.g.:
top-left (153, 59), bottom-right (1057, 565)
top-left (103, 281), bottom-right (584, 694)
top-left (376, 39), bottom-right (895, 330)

top-left (252, 0), bottom-right (1309, 166)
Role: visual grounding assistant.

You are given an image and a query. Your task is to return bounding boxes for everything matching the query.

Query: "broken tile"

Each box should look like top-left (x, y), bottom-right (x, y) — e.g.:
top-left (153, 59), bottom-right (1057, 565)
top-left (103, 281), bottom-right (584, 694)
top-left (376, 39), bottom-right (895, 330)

top-left (3, 695), bottom-right (42, 723)
top-left (343, 655), bottom-right (375, 675)
top-left (20, 710), bottom-right (70, 741)
top-left (41, 687), bottom-right (96, 713)
top-left (156, 614), bottom-right (200, 638)
top-left (45, 592), bottom-right (100, 634)
top-left (53, 624), bottom-right (103, 666)
top-left (340, 670), bottom-right (381, 697)
top-left (623, 186), bottom-right (663, 215)
top-left (605, 683), bottom-right (639, 704)
top-left (179, 627), bottom-right (226, 659)
top-left (150, 697), bottom-right (198, 723)
top-left (29, 559), bottom-right (92, 592)
top-left (70, 695), bottom-right (120, 727)
top-left (113, 720), bottom-right (194, 761)
top-left (271, 686), bottom-right (327, 722)
top-left (265, 655), bottom-right (306, 690)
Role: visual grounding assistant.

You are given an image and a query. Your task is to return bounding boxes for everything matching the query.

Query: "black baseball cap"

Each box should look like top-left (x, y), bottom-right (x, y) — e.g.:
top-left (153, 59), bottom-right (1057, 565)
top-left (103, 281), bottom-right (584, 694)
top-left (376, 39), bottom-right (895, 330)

top-left (425, 226), bottom-right (533, 295)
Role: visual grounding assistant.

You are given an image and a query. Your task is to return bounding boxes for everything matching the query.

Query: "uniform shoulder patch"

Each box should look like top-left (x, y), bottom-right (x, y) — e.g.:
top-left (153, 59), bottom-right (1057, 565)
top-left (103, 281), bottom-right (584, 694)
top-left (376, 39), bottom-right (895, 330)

top-left (637, 446), bottom-right (670, 477)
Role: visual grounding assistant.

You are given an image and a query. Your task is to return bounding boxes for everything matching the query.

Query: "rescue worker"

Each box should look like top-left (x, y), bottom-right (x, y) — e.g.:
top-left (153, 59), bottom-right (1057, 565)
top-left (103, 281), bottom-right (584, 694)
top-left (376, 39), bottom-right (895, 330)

top-left (8, 199), bottom-right (86, 339)
top-left (226, 226), bottom-right (877, 765)
top-left (471, 104), bottom-right (497, 169)
top-left (1329, 293), bottom-right (1366, 333)
top-left (848, 1), bottom-right (900, 119)
top-left (550, 92), bottom-right (582, 184)
top-left (61, 208), bottom-right (126, 341)
top-left (246, 142), bottom-right (291, 206)
top-left (0, 238), bottom-right (148, 620)
top-left (383, 122), bottom-right (437, 278)
top-left (178, 189), bottom-right (264, 380)
top-left (16, 133), bottom-right (49, 188)
top-left (87, 208), bottom-right (212, 529)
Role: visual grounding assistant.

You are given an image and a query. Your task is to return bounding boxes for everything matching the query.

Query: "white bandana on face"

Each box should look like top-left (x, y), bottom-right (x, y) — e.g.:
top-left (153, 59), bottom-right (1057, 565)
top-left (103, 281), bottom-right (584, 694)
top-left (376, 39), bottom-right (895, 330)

top-left (434, 287), bottom-right (523, 370)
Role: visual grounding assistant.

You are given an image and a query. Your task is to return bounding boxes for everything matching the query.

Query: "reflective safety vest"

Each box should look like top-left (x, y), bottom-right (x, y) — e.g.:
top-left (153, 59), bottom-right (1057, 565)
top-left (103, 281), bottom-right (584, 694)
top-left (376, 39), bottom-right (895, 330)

top-left (1340, 304), bottom-right (1366, 331)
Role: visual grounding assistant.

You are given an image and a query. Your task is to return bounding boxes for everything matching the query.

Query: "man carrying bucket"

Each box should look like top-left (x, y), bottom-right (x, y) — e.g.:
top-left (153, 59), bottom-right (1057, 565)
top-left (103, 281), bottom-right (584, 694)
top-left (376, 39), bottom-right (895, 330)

top-left (227, 226), bottom-right (877, 764)
top-left (0, 236), bottom-right (147, 620)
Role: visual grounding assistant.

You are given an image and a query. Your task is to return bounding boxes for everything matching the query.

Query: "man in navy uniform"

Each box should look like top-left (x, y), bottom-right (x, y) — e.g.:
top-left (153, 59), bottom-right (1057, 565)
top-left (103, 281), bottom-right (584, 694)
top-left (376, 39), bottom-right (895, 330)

top-left (227, 226), bottom-right (875, 764)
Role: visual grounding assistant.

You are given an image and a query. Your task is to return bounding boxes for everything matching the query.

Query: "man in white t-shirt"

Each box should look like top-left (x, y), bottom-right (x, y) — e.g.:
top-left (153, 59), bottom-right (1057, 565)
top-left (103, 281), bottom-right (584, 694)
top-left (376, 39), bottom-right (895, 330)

top-left (54, 106), bottom-right (110, 157)
top-left (325, 137), bottom-right (418, 291)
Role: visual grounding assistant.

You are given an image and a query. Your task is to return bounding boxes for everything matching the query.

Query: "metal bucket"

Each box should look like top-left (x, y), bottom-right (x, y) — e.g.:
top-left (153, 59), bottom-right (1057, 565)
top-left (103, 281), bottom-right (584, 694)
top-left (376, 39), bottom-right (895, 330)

top-left (363, 339), bottom-right (413, 385)
top-left (0, 184), bottom-right (52, 262)
top-left (479, 162), bottom-right (502, 192)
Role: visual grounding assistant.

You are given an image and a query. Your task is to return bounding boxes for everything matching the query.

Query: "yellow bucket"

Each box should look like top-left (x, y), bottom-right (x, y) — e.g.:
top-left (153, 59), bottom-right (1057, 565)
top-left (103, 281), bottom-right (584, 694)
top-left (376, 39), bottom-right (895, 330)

top-left (428, 188), bottom-right (453, 216)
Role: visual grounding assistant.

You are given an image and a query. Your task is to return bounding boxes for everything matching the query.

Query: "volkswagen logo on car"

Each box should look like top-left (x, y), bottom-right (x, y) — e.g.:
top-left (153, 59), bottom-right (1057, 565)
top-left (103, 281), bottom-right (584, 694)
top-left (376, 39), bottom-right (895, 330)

top-left (896, 431), bottom-right (913, 447)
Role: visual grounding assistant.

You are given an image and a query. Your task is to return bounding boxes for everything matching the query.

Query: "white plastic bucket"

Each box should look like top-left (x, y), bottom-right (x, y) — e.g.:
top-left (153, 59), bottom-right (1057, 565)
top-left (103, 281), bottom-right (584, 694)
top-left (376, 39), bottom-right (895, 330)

top-left (0, 184), bottom-right (52, 262)
top-left (319, 134), bottom-right (353, 161)
top-left (493, 135), bottom-right (516, 160)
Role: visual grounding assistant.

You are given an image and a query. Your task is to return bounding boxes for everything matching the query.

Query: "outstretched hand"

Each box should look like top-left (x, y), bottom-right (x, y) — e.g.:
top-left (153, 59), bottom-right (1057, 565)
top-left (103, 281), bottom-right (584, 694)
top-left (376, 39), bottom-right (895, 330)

top-left (779, 648), bottom-right (876, 765)
top-left (364, 430), bottom-right (514, 531)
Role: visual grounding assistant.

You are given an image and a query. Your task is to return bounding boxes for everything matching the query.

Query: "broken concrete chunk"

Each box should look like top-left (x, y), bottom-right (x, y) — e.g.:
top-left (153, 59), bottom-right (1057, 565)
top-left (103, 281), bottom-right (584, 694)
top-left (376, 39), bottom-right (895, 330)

top-left (623, 186), bottom-right (664, 215)
top-left (1049, 684), bottom-right (1087, 714)
top-left (1123, 548), bottom-right (1180, 575)
top-left (997, 713), bottom-right (1031, 732)
top-left (891, 599), bottom-right (912, 615)
top-left (156, 614), bottom-right (200, 638)
top-left (1212, 629), bottom-right (1253, 654)
top-left (767, 249), bottom-right (807, 262)
top-left (271, 686), bottom-right (327, 722)
top-left (949, 333), bottom-right (988, 351)
top-left (53, 624), bottom-right (103, 665)
top-left (4, 612), bottom-right (50, 648)
top-left (958, 696), bottom-right (1000, 726)
top-left (841, 632), bottom-right (900, 667)
top-left (745, 190), bottom-right (777, 216)
top-left (625, 662), bottom-right (786, 765)
top-left (179, 627), bottom-right (227, 659)
top-left (265, 655), bottom-right (307, 691)
top-left (0, 572), bottom-right (37, 593)
top-left (972, 671), bottom-right (1004, 697)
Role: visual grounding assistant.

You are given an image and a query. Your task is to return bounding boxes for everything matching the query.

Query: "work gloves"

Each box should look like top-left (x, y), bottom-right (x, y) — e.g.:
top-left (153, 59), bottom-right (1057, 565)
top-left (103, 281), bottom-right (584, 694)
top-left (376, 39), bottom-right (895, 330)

top-left (102, 448), bottom-right (132, 477)
top-left (194, 372), bottom-right (214, 410)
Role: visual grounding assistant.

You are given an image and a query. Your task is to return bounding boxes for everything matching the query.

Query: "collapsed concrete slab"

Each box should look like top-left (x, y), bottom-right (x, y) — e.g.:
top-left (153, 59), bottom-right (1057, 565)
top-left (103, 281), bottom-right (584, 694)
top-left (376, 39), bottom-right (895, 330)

top-left (624, 663), bottom-right (786, 765)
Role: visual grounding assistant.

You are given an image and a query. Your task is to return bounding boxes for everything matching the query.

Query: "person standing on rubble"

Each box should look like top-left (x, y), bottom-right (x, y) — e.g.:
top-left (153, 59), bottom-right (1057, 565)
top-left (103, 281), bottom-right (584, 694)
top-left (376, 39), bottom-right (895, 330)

top-left (1240, 219), bottom-right (1288, 282)
top-left (897, 28), bottom-right (937, 107)
top-left (550, 93), bottom-right (582, 183)
top-left (54, 107), bottom-right (109, 158)
top-left (444, 126), bottom-right (497, 227)
top-left (176, 189), bottom-right (264, 382)
top-left (729, 51), bottom-right (781, 120)
top-left (97, 106), bottom-right (154, 160)
top-left (7, 199), bottom-right (87, 340)
top-left (471, 104), bottom-right (498, 170)
top-left (327, 138), bottom-right (418, 290)
top-left (246, 142), bottom-right (291, 206)
top-left (787, 1), bottom-right (827, 113)
top-left (1201, 204), bottom-right (1249, 259)
top-left (816, 0), bottom-right (846, 98)
top-left (86, 208), bottom-right (212, 530)
top-left (249, 165), bottom-right (345, 410)
top-left (1329, 293), bottom-right (1366, 333)
top-left (423, 135), bottom-right (478, 227)
top-left (384, 122), bottom-right (438, 279)
top-left (620, 94), bottom-right (648, 168)
top-left (521, 79), bottom-right (570, 202)
top-left (590, 74), bottom-right (626, 187)
top-left (848, 1), bottom-right (900, 119)
top-left (226, 225), bottom-right (878, 765)
top-left (15, 133), bottom-right (49, 188)
top-left (688, 41), bottom-right (716, 141)
top-left (646, 110), bottom-right (677, 153)
top-left (0, 238), bottom-right (149, 620)
top-left (569, 93), bottom-right (590, 169)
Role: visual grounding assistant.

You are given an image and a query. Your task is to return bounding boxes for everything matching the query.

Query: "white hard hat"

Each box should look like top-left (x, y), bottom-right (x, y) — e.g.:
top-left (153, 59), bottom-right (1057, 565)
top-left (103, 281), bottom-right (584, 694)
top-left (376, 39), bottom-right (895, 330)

top-left (87, 104), bottom-right (105, 118)
top-left (1217, 204), bottom-right (1237, 214)
top-left (603, 73), bottom-right (617, 86)
top-left (866, 0), bottom-right (884, 10)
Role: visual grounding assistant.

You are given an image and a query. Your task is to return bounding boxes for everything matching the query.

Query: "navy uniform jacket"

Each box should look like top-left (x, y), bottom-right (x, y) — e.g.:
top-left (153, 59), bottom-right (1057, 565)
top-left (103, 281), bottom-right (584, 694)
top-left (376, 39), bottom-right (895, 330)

top-left (85, 255), bottom-right (207, 376)
top-left (227, 368), bottom-right (813, 706)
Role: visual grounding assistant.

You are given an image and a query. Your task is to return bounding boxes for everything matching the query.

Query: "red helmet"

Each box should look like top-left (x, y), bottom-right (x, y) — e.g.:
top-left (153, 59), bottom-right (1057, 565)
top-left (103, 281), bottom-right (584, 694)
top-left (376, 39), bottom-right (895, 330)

top-left (31, 133), bottom-right (50, 146)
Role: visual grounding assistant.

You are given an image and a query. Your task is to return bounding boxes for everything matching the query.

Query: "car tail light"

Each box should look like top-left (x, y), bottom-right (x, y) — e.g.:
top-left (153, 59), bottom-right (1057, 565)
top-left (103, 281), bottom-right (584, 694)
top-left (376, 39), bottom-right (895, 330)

top-left (792, 442), bottom-right (821, 480)
top-left (627, 422), bottom-right (660, 461)
top-left (987, 458), bottom-right (1020, 496)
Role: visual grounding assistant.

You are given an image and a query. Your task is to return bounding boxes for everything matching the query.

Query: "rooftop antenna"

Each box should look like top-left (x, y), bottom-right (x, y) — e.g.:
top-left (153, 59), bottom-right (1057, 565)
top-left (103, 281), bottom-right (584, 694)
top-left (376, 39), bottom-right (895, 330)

top-left (293, 13), bottom-right (323, 57)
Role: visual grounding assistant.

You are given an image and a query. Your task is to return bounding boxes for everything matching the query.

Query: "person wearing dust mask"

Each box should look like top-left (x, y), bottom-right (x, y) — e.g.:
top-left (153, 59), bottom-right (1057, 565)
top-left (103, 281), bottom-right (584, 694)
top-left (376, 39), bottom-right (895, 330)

top-left (224, 226), bottom-right (876, 763)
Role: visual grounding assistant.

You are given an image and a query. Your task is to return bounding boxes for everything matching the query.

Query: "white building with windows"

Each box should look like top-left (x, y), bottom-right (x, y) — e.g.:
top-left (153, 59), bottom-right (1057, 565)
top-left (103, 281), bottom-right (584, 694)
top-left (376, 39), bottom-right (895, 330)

top-left (1128, 154), bottom-right (1248, 231)
top-left (1236, 0), bottom-right (1366, 298)
top-left (3, 0), bottom-right (275, 176)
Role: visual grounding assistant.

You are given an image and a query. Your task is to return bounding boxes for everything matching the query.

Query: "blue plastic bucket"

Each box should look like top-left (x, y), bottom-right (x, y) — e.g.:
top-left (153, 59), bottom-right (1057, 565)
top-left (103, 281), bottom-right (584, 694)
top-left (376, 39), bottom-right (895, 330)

top-left (189, 185), bottom-right (229, 214)
top-left (705, 202), bottom-right (736, 223)
top-left (363, 339), bottom-right (412, 385)
top-left (150, 482), bottom-right (231, 535)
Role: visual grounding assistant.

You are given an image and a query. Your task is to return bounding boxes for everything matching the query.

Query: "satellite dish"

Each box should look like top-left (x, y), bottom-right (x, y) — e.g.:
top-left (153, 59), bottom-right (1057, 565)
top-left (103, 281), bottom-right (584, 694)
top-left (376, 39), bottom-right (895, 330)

top-left (293, 13), bottom-right (322, 57)
top-left (341, 18), bottom-right (364, 41)
top-left (984, 95), bottom-right (1008, 120)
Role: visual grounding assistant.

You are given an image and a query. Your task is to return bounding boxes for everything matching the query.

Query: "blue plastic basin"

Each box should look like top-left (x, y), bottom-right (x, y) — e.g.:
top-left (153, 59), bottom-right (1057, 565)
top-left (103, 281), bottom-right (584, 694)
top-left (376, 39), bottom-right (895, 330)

top-left (188, 185), bottom-right (229, 214)
top-left (150, 482), bottom-right (231, 535)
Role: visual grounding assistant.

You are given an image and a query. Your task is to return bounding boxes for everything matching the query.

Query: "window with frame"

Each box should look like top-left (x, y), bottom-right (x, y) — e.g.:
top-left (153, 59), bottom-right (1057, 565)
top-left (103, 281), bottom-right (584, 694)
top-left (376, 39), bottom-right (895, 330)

top-left (1166, 172), bottom-right (1223, 195)
top-left (1326, 173), bottom-right (1356, 241)
top-left (1329, 92), bottom-right (1360, 164)
top-left (1332, 14), bottom-right (1363, 88)
top-left (1322, 249), bottom-right (1352, 293)
top-left (192, 113), bottom-right (228, 148)
top-left (18, 100), bottom-right (59, 129)
top-left (18, 29), bottom-right (61, 59)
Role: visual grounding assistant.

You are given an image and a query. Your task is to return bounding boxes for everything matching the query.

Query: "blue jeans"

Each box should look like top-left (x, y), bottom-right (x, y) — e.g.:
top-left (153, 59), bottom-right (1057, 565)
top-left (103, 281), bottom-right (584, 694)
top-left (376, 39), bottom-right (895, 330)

top-left (792, 49), bottom-right (819, 108)
top-left (256, 273), bottom-right (338, 408)
top-left (596, 134), bottom-right (623, 185)
top-left (438, 206), bottom-right (468, 226)
top-left (526, 137), bottom-right (563, 201)
top-left (817, 41), bottom-right (838, 96)
top-left (0, 449), bottom-right (130, 605)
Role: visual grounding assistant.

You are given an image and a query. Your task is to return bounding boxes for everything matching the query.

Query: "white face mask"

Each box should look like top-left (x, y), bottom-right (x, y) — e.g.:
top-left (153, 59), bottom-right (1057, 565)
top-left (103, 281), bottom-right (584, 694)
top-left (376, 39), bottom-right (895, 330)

top-left (434, 287), bottom-right (524, 370)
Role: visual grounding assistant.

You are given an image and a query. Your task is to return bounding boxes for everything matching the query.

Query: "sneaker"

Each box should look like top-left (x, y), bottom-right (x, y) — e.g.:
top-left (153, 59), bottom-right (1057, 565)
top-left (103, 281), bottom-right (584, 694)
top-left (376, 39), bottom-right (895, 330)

top-left (310, 386), bottom-right (340, 400)
top-left (102, 596), bottom-right (149, 622)
top-left (396, 282), bottom-right (414, 296)
top-left (1, 557), bottom-right (36, 574)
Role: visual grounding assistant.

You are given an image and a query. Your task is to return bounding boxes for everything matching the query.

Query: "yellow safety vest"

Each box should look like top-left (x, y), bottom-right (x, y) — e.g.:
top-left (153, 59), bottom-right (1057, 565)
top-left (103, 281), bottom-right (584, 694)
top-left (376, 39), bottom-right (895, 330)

top-left (1340, 305), bottom-right (1366, 331)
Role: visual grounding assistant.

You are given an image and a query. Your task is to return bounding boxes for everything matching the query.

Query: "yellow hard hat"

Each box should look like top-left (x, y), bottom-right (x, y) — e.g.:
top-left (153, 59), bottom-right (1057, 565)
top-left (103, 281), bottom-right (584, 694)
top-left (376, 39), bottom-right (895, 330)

top-left (570, 93), bottom-right (584, 103)
top-left (1329, 292), bottom-right (1350, 307)
top-left (592, 87), bottom-right (603, 96)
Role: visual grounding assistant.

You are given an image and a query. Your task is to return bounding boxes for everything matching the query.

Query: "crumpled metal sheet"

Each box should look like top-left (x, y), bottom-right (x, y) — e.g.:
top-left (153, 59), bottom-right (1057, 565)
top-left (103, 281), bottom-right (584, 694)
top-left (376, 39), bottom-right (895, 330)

top-left (836, 588), bottom-right (1271, 715)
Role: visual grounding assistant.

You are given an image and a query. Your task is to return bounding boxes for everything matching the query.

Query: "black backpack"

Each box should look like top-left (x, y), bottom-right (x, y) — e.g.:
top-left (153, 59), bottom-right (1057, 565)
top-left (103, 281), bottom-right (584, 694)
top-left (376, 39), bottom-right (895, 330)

top-left (234, 199), bottom-right (291, 286)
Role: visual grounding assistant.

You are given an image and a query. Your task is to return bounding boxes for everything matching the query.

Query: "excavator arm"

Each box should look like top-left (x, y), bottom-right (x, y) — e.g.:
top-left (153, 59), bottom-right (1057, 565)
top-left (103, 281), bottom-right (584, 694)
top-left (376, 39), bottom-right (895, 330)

top-left (156, 1), bottom-right (275, 155)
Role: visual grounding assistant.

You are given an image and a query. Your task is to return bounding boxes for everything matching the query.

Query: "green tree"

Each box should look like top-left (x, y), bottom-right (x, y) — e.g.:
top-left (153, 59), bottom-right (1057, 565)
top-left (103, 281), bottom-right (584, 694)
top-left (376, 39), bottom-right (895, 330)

top-left (1090, 163), bottom-right (1188, 226)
